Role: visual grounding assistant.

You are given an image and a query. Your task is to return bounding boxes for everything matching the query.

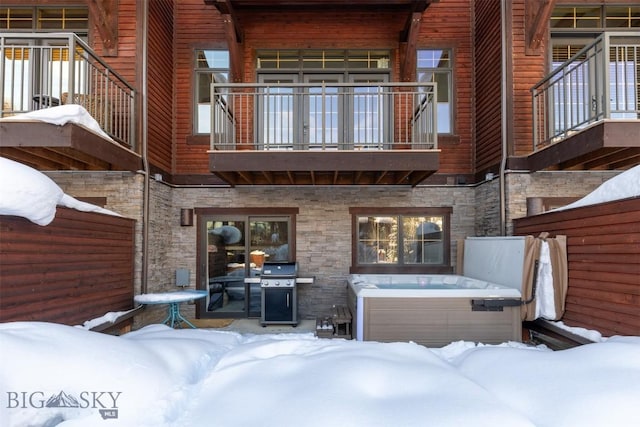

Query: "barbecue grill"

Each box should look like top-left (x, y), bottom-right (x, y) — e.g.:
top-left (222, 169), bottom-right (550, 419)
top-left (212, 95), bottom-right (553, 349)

top-left (259, 261), bottom-right (298, 326)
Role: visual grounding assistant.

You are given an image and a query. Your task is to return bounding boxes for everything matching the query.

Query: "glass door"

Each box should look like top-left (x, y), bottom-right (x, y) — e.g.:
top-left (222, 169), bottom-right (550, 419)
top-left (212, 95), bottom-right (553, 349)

top-left (205, 219), bottom-right (247, 316)
top-left (349, 74), bottom-right (389, 149)
top-left (303, 74), bottom-right (343, 149)
top-left (200, 214), bottom-right (292, 318)
top-left (259, 74), bottom-right (299, 149)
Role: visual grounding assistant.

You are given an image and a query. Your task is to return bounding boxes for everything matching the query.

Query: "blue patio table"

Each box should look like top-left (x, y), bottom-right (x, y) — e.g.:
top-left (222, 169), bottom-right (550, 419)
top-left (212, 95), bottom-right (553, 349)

top-left (134, 289), bottom-right (207, 328)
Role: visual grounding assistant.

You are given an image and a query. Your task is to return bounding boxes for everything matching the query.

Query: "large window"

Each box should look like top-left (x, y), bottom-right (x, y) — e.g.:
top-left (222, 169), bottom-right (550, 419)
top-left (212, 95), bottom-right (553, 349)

top-left (194, 49), bottom-right (229, 134)
top-left (196, 208), bottom-right (297, 318)
top-left (0, 7), bottom-right (88, 33)
top-left (350, 207), bottom-right (452, 273)
top-left (417, 49), bottom-right (452, 134)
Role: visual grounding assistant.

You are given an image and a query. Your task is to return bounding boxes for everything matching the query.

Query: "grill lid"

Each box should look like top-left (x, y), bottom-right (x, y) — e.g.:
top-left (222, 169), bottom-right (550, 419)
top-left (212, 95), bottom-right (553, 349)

top-left (260, 262), bottom-right (298, 277)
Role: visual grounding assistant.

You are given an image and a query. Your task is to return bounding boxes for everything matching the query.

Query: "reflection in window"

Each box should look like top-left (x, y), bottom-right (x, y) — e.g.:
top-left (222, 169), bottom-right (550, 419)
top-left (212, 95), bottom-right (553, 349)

top-left (354, 210), bottom-right (449, 269)
top-left (195, 50), bottom-right (229, 134)
top-left (417, 49), bottom-right (452, 134)
top-left (200, 213), bottom-right (294, 318)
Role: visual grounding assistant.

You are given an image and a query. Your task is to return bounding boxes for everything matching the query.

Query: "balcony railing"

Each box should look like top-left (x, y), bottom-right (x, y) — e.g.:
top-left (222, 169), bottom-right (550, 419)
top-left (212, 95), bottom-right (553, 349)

top-left (532, 32), bottom-right (640, 150)
top-left (209, 82), bottom-right (437, 151)
top-left (1, 33), bottom-right (135, 149)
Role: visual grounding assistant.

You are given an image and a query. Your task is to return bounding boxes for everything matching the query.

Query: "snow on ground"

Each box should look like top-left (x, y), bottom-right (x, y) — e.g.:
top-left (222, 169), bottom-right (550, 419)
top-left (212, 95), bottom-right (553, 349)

top-left (0, 322), bottom-right (639, 427)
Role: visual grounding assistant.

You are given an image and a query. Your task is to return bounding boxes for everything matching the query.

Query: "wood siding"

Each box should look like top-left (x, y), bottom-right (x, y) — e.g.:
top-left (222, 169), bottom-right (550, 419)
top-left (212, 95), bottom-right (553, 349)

top-left (513, 197), bottom-right (640, 337)
top-left (173, 0), bottom-right (475, 176)
top-left (147, 0), bottom-right (175, 173)
top-left (175, 0), bottom-right (227, 175)
top-left (473, 0), bottom-right (503, 174)
top-left (0, 208), bottom-right (136, 326)
top-left (418, 0), bottom-right (473, 174)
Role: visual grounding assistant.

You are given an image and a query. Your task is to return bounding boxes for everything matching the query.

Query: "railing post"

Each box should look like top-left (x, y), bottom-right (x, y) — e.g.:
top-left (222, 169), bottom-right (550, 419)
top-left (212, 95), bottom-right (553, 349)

top-left (214, 82), bottom-right (216, 151)
top-left (68, 34), bottom-right (75, 101)
top-left (602, 34), bottom-right (611, 119)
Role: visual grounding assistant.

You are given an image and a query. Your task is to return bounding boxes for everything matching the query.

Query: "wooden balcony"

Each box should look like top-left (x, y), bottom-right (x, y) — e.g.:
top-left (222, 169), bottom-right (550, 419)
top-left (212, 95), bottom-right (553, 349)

top-left (207, 82), bottom-right (440, 186)
top-left (0, 33), bottom-right (140, 172)
top-left (524, 33), bottom-right (640, 172)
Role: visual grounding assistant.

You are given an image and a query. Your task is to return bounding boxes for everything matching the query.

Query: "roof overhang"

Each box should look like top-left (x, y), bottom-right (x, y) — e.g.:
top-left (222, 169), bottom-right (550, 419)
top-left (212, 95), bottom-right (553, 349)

top-left (209, 149), bottom-right (440, 186)
top-left (0, 121), bottom-right (142, 172)
top-left (204, 0), bottom-right (438, 81)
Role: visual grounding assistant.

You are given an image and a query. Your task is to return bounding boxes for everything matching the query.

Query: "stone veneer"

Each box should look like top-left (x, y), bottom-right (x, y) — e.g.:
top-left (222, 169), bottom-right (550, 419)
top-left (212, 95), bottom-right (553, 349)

top-left (45, 169), bottom-right (621, 326)
top-left (172, 185), bottom-right (476, 320)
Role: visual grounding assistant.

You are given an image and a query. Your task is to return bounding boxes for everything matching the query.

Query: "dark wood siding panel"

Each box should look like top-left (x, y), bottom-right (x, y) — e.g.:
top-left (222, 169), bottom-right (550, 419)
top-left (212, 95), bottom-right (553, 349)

top-left (510, 0), bottom-right (546, 156)
top-left (419, 0), bottom-right (474, 174)
top-left (89, 0), bottom-right (137, 84)
top-left (147, 0), bottom-right (175, 172)
top-left (0, 208), bottom-right (136, 326)
top-left (175, 0), bottom-right (226, 175)
top-left (473, 0), bottom-right (502, 173)
top-left (513, 197), bottom-right (640, 337)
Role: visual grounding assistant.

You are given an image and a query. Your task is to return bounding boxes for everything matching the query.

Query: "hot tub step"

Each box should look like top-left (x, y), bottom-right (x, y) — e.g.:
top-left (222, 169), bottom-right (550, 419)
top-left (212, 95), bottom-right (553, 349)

top-left (332, 304), bottom-right (352, 339)
top-left (315, 305), bottom-right (353, 339)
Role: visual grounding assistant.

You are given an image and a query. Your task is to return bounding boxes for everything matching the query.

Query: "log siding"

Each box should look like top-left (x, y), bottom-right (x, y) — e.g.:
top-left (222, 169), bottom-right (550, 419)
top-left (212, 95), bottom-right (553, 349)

top-left (0, 208), bottom-right (136, 326)
top-left (513, 197), bottom-right (640, 337)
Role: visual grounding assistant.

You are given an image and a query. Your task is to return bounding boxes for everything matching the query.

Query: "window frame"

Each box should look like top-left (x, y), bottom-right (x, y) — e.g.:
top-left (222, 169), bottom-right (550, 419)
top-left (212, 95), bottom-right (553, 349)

top-left (0, 6), bottom-right (88, 35)
top-left (349, 207), bottom-right (453, 274)
top-left (194, 207), bottom-right (298, 318)
top-left (193, 48), bottom-right (230, 135)
top-left (417, 48), bottom-right (453, 135)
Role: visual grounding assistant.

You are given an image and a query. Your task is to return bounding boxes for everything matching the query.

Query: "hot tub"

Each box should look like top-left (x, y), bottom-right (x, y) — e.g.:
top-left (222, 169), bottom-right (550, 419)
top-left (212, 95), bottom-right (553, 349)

top-left (347, 274), bottom-right (522, 347)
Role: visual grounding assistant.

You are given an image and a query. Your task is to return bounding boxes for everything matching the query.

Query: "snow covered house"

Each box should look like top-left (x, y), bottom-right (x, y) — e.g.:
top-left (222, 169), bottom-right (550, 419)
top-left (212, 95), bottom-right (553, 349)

top-left (0, 1), bottom-right (638, 336)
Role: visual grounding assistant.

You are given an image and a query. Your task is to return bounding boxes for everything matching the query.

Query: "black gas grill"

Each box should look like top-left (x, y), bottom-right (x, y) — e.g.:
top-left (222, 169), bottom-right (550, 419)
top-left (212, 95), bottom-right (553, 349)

top-left (259, 262), bottom-right (298, 326)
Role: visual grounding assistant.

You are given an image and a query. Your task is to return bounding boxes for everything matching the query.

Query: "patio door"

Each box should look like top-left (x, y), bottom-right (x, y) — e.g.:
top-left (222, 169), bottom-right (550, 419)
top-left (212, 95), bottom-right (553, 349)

top-left (258, 74), bottom-right (299, 149)
top-left (200, 214), bottom-right (293, 319)
top-left (349, 74), bottom-right (389, 149)
top-left (303, 74), bottom-right (343, 149)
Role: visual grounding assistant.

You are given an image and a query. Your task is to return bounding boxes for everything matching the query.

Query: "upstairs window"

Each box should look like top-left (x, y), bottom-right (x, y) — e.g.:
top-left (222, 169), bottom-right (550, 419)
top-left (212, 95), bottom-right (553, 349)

top-left (194, 49), bottom-right (229, 134)
top-left (0, 7), bottom-right (88, 34)
top-left (417, 49), bottom-right (452, 134)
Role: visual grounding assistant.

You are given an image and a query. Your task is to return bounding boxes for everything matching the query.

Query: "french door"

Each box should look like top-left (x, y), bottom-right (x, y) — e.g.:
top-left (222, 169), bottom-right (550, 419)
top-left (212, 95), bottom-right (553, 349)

top-left (258, 73), bottom-right (389, 149)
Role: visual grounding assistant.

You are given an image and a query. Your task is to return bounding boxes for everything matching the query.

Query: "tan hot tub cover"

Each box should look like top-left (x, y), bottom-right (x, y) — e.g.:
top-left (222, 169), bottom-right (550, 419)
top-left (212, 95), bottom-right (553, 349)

top-left (520, 233), bottom-right (568, 321)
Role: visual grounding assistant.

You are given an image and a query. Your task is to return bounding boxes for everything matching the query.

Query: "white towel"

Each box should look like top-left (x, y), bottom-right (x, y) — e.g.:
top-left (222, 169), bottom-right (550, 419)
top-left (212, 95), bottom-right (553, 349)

top-left (535, 241), bottom-right (556, 320)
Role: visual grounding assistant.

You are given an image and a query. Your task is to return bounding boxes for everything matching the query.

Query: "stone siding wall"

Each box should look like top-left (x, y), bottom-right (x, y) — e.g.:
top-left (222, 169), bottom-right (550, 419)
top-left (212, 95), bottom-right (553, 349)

top-left (504, 170), bottom-right (619, 235)
top-left (172, 185), bottom-right (476, 319)
top-left (44, 169), bottom-right (622, 326)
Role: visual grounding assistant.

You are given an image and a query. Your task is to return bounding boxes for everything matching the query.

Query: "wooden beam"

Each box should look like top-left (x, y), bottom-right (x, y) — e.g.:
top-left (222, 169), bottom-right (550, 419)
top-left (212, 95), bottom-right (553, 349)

top-left (395, 170), bottom-right (413, 184)
top-left (261, 171), bottom-right (274, 184)
top-left (525, 0), bottom-right (556, 56)
top-left (87, 0), bottom-right (118, 56)
top-left (222, 14), bottom-right (245, 82)
top-left (237, 171), bottom-right (253, 184)
top-left (374, 170), bottom-right (389, 184)
top-left (399, 12), bottom-right (422, 81)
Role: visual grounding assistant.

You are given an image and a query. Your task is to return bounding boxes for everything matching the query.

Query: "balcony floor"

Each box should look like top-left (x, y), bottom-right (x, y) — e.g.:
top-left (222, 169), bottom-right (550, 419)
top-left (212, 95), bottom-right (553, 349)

top-left (209, 149), bottom-right (440, 186)
top-left (0, 121), bottom-right (141, 172)
top-left (513, 121), bottom-right (640, 172)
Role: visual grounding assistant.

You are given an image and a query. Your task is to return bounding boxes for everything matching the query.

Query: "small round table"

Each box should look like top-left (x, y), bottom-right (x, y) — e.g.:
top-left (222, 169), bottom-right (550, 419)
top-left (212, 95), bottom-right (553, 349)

top-left (134, 290), bottom-right (207, 328)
